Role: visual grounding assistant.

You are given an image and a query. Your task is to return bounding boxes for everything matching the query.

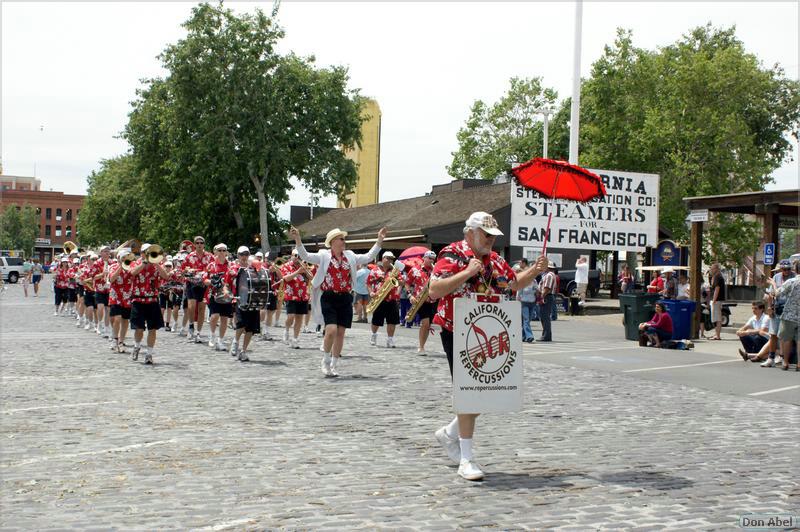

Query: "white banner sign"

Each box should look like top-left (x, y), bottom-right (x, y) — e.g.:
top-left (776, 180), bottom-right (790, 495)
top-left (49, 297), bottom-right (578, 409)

top-left (510, 169), bottom-right (660, 251)
top-left (453, 297), bottom-right (523, 413)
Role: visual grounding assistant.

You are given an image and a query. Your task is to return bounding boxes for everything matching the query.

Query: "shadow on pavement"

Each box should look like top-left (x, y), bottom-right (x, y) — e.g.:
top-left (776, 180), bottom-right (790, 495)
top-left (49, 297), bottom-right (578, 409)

top-left (483, 471), bottom-right (586, 490)
top-left (246, 360), bottom-right (288, 367)
top-left (595, 470), bottom-right (694, 491)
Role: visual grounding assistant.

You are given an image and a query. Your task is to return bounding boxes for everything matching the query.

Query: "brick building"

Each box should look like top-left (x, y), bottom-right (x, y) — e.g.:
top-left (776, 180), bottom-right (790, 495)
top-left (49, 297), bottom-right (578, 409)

top-left (0, 174), bottom-right (85, 263)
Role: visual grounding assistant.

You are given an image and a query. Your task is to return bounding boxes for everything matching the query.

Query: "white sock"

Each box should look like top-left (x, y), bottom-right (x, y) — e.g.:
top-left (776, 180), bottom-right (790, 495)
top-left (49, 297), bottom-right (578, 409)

top-left (330, 356), bottom-right (338, 369)
top-left (135, 341), bottom-right (141, 348)
top-left (324, 352), bottom-right (332, 364)
top-left (459, 438), bottom-right (473, 461)
top-left (445, 417), bottom-right (459, 439)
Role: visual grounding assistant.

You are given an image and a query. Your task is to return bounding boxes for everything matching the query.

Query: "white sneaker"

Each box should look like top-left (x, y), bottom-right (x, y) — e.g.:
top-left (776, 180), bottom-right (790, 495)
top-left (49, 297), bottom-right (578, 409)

top-left (290, 338), bottom-right (300, 349)
top-left (194, 332), bottom-right (203, 344)
top-left (84, 323), bottom-right (93, 331)
top-left (283, 329), bottom-right (290, 343)
top-left (774, 356), bottom-right (784, 366)
top-left (230, 343), bottom-right (239, 358)
top-left (131, 345), bottom-right (140, 361)
top-left (102, 328), bottom-right (110, 339)
top-left (458, 459), bottom-right (484, 481)
top-left (760, 358), bottom-right (775, 367)
top-left (144, 352), bottom-right (154, 365)
top-left (329, 357), bottom-right (340, 377)
top-left (216, 338), bottom-right (226, 351)
top-left (238, 349), bottom-right (249, 362)
top-left (435, 426), bottom-right (461, 464)
top-left (75, 320), bottom-right (83, 328)
top-left (417, 348), bottom-right (425, 354)
top-left (53, 311), bottom-right (59, 316)
top-left (386, 337), bottom-right (396, 348)
top-left (302, 326), bottom-right (310, 334)
top-left (370, 333), bottom-right (377, 346)
top-left (321, 355), bottom-right (332, 376)
top-left (178, 327), bottom-right (187, 337)
top-left (208, 337), bottom-right (217, 348)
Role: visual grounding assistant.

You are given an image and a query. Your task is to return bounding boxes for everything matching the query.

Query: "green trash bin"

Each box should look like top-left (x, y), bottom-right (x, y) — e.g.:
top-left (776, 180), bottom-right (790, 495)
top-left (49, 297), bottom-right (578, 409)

top-left (619, 293), bottom-right (661, 341)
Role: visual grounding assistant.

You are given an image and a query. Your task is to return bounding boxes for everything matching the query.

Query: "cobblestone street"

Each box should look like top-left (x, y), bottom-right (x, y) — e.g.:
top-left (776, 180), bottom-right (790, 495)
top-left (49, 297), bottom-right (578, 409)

top-left (1, 285), bottom-right (798, 530)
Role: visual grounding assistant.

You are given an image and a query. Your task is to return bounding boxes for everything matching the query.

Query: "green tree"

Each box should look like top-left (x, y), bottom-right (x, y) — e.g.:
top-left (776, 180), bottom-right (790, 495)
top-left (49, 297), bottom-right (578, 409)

top-left (447, 77), bottom-right (565, 180)
top-left (703, 213), bottom-right (761, 269)
top-left (123, 2), bottom-right (363, 252)
top-left (0, 205), bottom-right (38, 256)
top-left (580, 25), bottom-right (800, 247)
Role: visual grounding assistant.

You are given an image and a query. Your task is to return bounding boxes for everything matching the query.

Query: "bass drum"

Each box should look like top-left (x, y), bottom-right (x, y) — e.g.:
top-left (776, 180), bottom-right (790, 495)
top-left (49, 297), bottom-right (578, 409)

top-left (237, 267), bottom-right (270, 310)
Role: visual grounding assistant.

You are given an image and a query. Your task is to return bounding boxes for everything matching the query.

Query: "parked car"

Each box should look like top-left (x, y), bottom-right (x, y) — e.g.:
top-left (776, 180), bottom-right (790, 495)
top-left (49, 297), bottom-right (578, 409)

top-left (556, 268), bottom-right (601, 298)
top-left (0, 256), bottom-right (26, 283)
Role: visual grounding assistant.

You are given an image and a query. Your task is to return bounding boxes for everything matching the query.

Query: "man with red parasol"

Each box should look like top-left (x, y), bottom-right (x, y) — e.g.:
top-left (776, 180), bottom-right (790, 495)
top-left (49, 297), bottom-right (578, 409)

top-left (428, 211), bottom-right (548, 481)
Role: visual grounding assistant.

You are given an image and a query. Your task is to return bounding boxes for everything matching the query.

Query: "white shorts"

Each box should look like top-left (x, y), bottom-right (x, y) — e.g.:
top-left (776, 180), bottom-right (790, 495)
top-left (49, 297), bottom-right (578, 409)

top-left (710, 301), bottom-right (722, 323)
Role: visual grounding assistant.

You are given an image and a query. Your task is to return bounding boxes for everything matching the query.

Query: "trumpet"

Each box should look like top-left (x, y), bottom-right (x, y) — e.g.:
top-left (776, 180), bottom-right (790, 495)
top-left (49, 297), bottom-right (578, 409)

top-left (145, 244), bottom-right (164, 264)
top-left (120, 252), bottom-right (137, 272)
top-left (64, 241), bottom-right (77, 255)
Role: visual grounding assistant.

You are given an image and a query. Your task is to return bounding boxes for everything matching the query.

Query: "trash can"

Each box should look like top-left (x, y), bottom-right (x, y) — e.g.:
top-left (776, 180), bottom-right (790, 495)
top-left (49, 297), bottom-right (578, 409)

top-left (569, 296), bottom-right (582, 316)
top-left (657, 299), bottom-right (697, 341)
top-left (619, 293), bottom-right (661, 341)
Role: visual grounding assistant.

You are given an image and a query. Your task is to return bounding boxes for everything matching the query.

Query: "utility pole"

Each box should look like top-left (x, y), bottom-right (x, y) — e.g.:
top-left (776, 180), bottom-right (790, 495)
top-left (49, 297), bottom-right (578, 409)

top-left (568, 0), bottom-right (583, 165)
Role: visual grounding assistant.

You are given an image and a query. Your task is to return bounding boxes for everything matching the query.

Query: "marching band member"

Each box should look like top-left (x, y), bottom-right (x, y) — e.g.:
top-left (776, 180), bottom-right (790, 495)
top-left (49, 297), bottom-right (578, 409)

top-left (260, 252), bottom-right (280, 339)
top-left (407, 250), bottom-right (439, 353)
top-left (80, 253), bottom-right (99, 331)
top-left (205, 243), bottom-right (235, 351)
top-left (290, 225), bottom-right (387, 377)
top-left (74, 256), bottom-right (87, 327)
top-left (66, 257), bottom-right (79, 316)
top-left (368, 251), bottom-right (402, 348)
top-left (107, 249), bottom-right (134, 353)
top-left (91, 246), bottom-right (112, 338)
top-left (161, 260), bottom-right (181, 331)
top-left (280, 249), bottom-right (312, 349)
top-left (428, 211), bottom-right (548, 481)
top-left (53, 258), bottom-right (71, 315)
top-left (231, 246), bottom-right (259, 361)
top-left (129, 244), bottom-right (171, 365)
top-left (182, 236), bottom-right (214, 343)
top-left (302, 263), bottom-right (317, 333)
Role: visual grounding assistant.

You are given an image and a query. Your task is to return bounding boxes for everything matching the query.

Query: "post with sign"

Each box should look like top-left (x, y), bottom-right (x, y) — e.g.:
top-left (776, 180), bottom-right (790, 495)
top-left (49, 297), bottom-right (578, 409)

top-left (453, 297), bottom-right (524, 413)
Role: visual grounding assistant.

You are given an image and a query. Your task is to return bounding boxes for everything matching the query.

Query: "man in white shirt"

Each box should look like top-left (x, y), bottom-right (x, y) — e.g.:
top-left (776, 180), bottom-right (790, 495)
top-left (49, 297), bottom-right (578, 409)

top-left (574, 256), bottom-right (589, 305)
top-left (737, 301), bottom-right (771, 361)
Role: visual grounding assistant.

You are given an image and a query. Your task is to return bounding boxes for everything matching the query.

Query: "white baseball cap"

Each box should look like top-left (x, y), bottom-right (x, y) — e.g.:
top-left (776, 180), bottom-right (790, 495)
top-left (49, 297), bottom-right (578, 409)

top-left (423, 250), bottom-right (436, 259)
top-left (465, 211), bottom-right (503, 236)
top-left (255, 251), bottom-right (264, 258)
top-left (382, 251), bottom-right (395, 259)
top-left (237, 245), bottom-right (250, 255)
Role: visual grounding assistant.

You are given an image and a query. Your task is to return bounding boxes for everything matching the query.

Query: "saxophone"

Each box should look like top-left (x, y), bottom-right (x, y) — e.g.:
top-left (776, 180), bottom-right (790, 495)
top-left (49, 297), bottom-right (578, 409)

top-left (366, 264), bottom-right (404, 314)
top-left (405, 281), bottom-right (431, 323)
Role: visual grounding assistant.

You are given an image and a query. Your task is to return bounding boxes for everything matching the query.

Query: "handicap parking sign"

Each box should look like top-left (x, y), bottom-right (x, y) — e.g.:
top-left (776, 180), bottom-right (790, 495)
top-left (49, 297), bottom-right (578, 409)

top-left (764, 243), bottom-right (775, 265)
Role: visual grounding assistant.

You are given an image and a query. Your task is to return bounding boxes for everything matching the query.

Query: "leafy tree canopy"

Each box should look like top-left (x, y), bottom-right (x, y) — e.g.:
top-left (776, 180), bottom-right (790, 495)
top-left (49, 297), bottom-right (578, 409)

top-left (0, 204), bottom-right (38, 256)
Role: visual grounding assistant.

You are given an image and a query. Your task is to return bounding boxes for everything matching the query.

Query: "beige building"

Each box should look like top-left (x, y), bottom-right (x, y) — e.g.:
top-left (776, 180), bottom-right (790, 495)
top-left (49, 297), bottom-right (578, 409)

top-left (338, 98), bottom-right (381, 208)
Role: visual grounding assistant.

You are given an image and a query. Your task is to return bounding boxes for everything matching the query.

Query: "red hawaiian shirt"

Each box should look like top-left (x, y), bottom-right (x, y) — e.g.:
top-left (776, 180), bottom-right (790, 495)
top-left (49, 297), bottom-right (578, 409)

top-left (67, 266), bottom-right (79, 288)
top-left (320, 254), bottom-right (352, 293)
top-left (54, 267), bottom-right (71, 289)
top-left (280, 261), bottom-right (311, 302)
top-left (184, 251), bottom-right (215, 277)
top-left (130, 259), bottom-right (161, 304)
top-left (431, 239), bottom-right (516, 333)
top-left (407, 263), bottom-right (435, 302)
top-left (204, 260), bottom-right (236, 303)
top-left (89, 259), bottom-right (111, 294)
top-left (80, 262), bottom-right (97, 292)
top-left (367, 266), bottom-right (401, 302)
top-left (108, 263), bottom-right (133, 308)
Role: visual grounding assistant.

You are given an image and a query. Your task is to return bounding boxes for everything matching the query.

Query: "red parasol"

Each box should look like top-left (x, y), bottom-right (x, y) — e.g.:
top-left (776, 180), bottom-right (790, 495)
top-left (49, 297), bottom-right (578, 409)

top-left (398, 246), bottom-right (432, 260)
top-left (510, 157), bottom-right (607, 254)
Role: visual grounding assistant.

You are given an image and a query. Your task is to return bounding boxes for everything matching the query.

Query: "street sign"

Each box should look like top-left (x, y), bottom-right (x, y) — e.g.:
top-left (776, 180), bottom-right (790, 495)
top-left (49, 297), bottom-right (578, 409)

top-left (688, 209), bottom-right (709, 222)
top-left (764, 243), bottom-right (775, 265)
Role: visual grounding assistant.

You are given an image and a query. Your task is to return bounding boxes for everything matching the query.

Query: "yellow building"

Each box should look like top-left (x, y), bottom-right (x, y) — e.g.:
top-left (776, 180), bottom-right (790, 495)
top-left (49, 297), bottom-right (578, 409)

top-left (338, 98), bottom-right (381, 208)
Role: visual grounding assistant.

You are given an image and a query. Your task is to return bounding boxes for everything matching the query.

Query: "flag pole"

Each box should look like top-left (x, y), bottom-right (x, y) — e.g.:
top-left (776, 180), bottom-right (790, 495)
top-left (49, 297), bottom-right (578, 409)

top-left (568, 0), bottom-right (583, 165)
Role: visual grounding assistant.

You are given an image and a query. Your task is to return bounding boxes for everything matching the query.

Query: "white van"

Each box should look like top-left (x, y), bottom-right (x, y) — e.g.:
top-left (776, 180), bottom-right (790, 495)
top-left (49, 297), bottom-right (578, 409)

top-left (0, 256), bottom-right (26, 283)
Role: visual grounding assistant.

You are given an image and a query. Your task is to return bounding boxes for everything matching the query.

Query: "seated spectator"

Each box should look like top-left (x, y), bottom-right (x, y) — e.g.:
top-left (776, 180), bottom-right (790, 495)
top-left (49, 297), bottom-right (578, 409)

top-left (766, 259), bottom-right (800, 371)
top-left (737, 301), bottom-right (771, 362)
top-left (638, 302), bottom-right (673, 348)
top-left (676, 273), bottom-right (690, 300)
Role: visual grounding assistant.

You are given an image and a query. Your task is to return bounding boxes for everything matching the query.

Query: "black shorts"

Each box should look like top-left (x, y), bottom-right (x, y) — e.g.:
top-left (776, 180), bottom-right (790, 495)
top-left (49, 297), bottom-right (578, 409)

top-left (235, 308), bottom-right (261, 333)
top-left (416, 301), bottom-right (437, 321)
top-left (321, 291), bottom-right (353, 328)
top-left (208, 300), bottom-right (234, 318)
top-left (77, 285), bottom-right (85, 297)
top-left (109, 305), bottom-right (131, 320)
top-left (188, 284), bottom-right (206, 302)
top-left (94, 291), bottom-right (109, 306)
top-left (371, 299), bottom-right (400, 327)
top-left (266, 292), bottom-right (278, 311)
top-left (440, 328), bottom-right (454, 378)
top-left (130, 301), bottom-right (164, 331)
top-left (159, 293), bottom-right (171, 309)
top-left (68, 288), bottom-right (78, 303)
top-left (54, 287), bottom-right (68, 305)
top-left (83, 291), bottom-right (97, 308)
top-left (286, 300), bottom-right (309, 315)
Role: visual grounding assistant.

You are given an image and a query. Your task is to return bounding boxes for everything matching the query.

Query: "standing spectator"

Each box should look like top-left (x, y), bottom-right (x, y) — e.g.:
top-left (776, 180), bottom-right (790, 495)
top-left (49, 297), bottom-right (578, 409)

top-left (21, 257), bottom-right (33, 297)
top-left (619, 264), bottom-right (635, 294)
top-left (737, 301), bottom-right (771, 361)
top-left (661, 267), bottom-right (677, 299)
top-left (517, 268), bottom-right (539, 343)
top-left (30, 258), bottom-right (44, 296)
top-left (648, 268), bottom-right (664, 293)
top-left (766, 260), bottom-right (800, 371)
top-left (575, 256), bottom-right (589, 305)
top-left (761, 259), bottom-right (795, 367)
top-left (550, 266), bottom-right (560, 321)
top-left (353, 263), bottom-right (370, 323)
top-left (699, 271), bottom-right (712, 339)
top-left (676, 272), bottom-right (690, 300)
top-left (539, 261), bottom-right (557, 342)
top-left (709, 263), bottom-right (726, 340)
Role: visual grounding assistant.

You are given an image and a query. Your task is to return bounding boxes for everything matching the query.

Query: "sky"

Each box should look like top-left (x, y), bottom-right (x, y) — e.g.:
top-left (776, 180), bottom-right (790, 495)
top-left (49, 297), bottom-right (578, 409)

top-left (2, 1), bottom-right (798, 221)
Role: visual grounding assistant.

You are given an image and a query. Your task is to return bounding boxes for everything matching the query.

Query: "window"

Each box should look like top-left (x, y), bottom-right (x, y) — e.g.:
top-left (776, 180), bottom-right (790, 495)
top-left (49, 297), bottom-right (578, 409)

top-left (66, 208), bottom-right (72, 221)
top-left (55, 226), bottom-right (62, 237)
top-left (46, 208), bottom-right (52, 219)
top-left (45, 225), bottom-right (51, 236)
top-left (65, 226), bottom-right (72, 237)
